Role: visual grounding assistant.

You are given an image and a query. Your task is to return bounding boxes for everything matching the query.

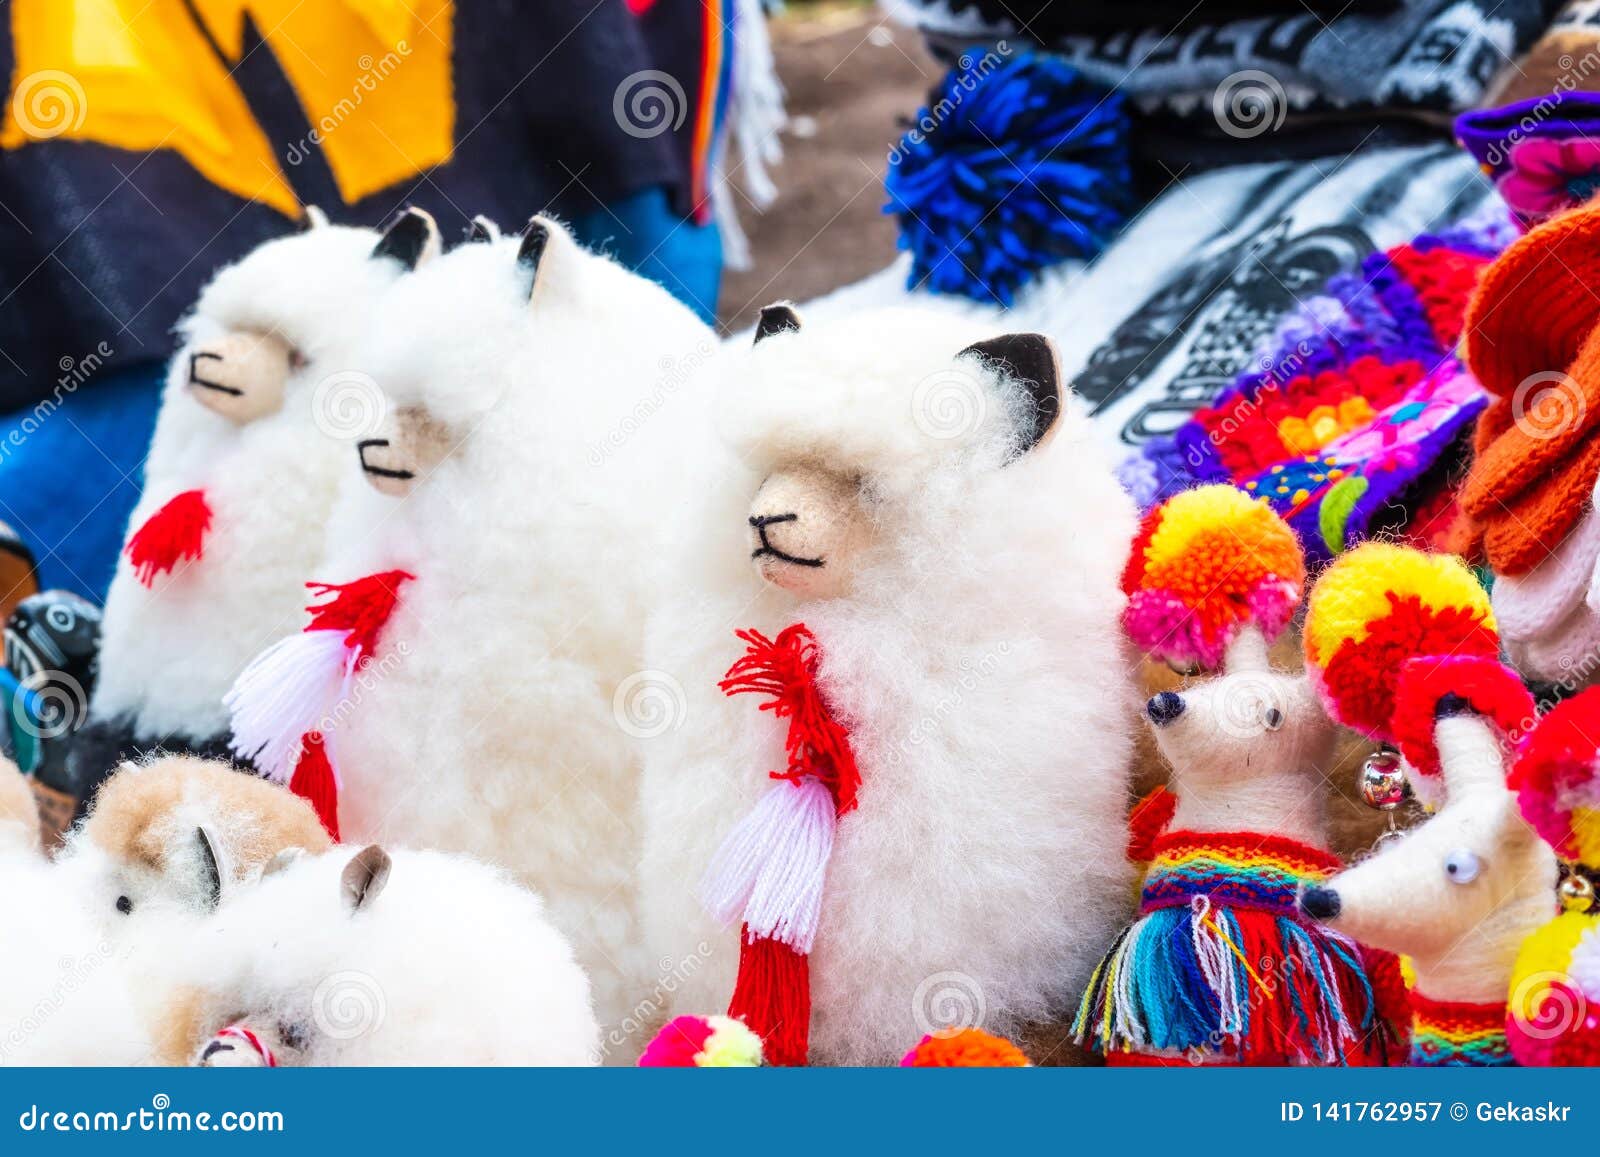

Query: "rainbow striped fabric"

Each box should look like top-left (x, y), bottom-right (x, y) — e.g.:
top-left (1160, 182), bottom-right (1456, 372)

top-left (1142, 831), bottom-right (1342, 917)
top-left (1409, 993), bottom-right (1514, 1066)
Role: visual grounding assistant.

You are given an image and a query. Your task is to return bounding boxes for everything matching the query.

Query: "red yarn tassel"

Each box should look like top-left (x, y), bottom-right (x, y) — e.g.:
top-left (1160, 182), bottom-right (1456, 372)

top-left (125, 489), bottom-right (212, 586)
top-left (288, 731), bottom-right (340, 841)
top-left (1126, 785), bottom-right (1178, 863)
top-left (304, 570), bottom-right (415, 659)
top-left (727, 931), bottom-right (810, 1066)
top-left (721, 625), bottom-right (860, 813)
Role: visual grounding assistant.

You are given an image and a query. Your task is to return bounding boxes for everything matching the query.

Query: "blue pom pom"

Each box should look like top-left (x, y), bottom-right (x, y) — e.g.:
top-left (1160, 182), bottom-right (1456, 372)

top-left (884, 49), bottom-right (1136, 306)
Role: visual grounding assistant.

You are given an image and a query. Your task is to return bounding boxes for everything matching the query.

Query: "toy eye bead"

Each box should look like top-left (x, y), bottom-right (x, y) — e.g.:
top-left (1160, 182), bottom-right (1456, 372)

top-left (115, 895), bottom-right (133, 915)
top-left (1444, 850), bottom-right (1481, 884)
top-left (1262, 706), bottom-right (1285, 731)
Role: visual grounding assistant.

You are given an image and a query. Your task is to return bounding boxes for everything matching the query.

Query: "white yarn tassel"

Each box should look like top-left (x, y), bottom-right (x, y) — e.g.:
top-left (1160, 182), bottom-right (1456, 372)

top-left (224, 629), bottom-right (353, 782)
top-left (700, 777), bottom-right (836, 953)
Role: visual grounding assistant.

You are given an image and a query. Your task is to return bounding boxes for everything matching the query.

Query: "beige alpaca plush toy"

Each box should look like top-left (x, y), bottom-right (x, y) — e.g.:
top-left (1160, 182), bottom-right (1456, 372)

top-left (68, 208), bottom-right (440, 819)
top-left (639, 304), bottom-right (1138, 1066)
top-left (0, 754), bottom-right (39, 857)
top-left (1075, 485), bottom-right (1404, 1066)
top-left (225, 217), bottom-right (717, 1052)
top-left (1299, 543), bottom-right (1555, 1066)
top-left (177, 844), bottom-right (599, 1066)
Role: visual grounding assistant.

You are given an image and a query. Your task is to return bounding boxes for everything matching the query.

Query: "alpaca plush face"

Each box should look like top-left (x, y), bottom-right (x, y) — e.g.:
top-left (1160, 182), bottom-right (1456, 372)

top-left (1301, 714), bottom-right (1554, 977)
top-left (172, 207), bottom-right (440, 433)
top-left (357, 405), bottom-right (454, 498)
top-left (747, 463), bottom-right (879, 599)
top-left (731, 304), bottom-right (1062, 602)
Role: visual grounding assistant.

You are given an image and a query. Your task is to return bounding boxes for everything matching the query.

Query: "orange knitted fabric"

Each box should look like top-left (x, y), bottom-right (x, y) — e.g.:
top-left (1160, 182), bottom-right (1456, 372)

top-left (1454, 199), bottom-right (1600, 575)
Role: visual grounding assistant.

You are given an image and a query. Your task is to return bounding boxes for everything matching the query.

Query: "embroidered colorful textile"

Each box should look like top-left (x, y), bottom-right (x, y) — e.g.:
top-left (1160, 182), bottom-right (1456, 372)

top-left (1139, 208), bottom-right (1515, 562)
top-left (1409, 992), bottom-right (1513, 1066)
top-left (1074, 829), bottom-right (1399, 1065)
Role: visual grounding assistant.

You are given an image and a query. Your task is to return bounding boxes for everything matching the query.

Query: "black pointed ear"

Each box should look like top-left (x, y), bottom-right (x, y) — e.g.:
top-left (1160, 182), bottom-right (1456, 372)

top-left (517, 218), bottom-right (551, 298)
top-left (753, 303), bottom-right (802, 346)
top-left (371, 207), bottom-right (438, 270)
top-left (467, 215), bottom-right (499, 244)
top-left (960, 333), bottom-right (1062, 456)
top-left (340, 845), bottom-right (391, 912)
top-left (194, 826), bottom-right (223, 911)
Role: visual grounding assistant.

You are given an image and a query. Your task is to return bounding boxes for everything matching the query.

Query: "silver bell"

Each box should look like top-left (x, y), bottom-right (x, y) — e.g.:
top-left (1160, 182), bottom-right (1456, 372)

top-left (1358, 751), bottom-right (1407, 811)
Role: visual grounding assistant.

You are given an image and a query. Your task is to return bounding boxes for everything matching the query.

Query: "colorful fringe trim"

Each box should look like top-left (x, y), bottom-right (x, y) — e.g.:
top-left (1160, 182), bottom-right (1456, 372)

top-left (1073, 830), bottom-right (1399, 1065)
top-left (1409, 993), bottom-right (1513, 1067)
top-left (1137, 206), bottom-right (1517, 562)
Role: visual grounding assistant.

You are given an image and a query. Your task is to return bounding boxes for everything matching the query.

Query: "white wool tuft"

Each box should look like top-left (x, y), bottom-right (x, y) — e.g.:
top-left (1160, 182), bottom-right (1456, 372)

top-left (301, 218), bottom-right (719, 1057)
top-left (640, 308), bottom-right (1140, 1065)
top-left (0, 853), bottom-right (152, 1065)
top-left (88, 222), bottom-right (409, 756)
top-left (172, 846), bottom-right (598, 1065)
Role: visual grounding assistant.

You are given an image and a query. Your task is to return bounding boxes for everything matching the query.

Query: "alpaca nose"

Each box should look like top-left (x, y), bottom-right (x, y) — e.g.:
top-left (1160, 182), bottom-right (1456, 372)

top-left (1145, 691), bottom-right (1185, 726)
top-left (1300, 885), bottom-right (1341, 920)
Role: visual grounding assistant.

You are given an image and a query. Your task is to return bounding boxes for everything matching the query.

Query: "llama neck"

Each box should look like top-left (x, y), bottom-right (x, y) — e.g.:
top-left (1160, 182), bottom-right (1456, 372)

top-left (1170, 766), bottom-right (1328, 849)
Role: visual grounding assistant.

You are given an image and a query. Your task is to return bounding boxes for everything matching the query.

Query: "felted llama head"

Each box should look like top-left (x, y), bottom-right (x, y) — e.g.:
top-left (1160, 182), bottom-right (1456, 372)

top-left (1123, 485), bottom-right (1330, 842)
top-left (60, 755), bottom-right (331, 935)
top-left (72, 209), bottom-right (442, 796)
top-left (640, 303), bottom-right (1138, 1067)
top-left (1300, 543), bottom-right (1555, 1058)
top-left (180, 844), bottom-right (598, 1066)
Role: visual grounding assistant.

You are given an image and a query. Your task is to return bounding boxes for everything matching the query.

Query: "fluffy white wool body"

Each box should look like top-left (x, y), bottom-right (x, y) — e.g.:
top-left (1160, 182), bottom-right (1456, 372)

top-left (639, 307), bottom-right (1139, 1065)
top-left (173, 846), bottom-right (598, 1065)
top-left (0, 851), bottom-right (151, 1065)
top-left (90, 224), bottom-right (401, 748)
top-left (308, 223), bottom-right (716, 1054)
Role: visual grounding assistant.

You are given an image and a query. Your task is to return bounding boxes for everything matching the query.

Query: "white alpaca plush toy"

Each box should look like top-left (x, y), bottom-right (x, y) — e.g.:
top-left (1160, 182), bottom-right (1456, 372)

top-left (1075, 485), bottom-right (1406, 1066)
top-left (226, 217), bottom-right (716, 1051)
top-left (1298, 543), bottom-right (1556, 1066)
top-left (181, 844), bottom-right (598, 1066)
top-left (0, 759), bottom-right (152, 1065)
top-left (69, 208), bottom-right (442, 813)
top-left (637, 304), bottom-right (1138, 1066)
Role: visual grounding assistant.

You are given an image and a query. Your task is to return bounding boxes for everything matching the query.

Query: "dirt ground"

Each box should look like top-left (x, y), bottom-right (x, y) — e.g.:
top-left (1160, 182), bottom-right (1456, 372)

top-left (716, 3), bottom-right (935, 329)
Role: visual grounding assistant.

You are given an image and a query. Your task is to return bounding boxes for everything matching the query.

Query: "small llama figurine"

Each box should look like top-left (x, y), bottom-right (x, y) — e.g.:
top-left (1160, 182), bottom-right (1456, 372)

top-left (1075, 485), bottom-right (1406, 1065)
top-left (1298, 542), bottom-right (1555, 1066)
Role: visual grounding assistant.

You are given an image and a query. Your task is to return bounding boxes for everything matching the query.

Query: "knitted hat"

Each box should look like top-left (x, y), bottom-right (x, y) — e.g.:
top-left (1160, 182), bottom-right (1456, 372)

top-left (1303, 543), bottom-right (1498, 743)
top-left (1120, 484), bottom-right (1303, 671)
top-left (1456, 200), bottom-right (1600, 575)
top-left (1508, 686), bottom-right (1600, 866)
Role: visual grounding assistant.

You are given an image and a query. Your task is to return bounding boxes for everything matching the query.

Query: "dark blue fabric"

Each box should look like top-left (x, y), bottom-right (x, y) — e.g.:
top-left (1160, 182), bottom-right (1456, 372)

top-left (0, 362), bottom-right (161, 603)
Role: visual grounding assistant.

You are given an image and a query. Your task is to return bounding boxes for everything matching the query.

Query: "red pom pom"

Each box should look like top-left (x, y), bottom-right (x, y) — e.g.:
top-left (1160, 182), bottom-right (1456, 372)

top-left (1509, 686), bottom-right (1600, 861)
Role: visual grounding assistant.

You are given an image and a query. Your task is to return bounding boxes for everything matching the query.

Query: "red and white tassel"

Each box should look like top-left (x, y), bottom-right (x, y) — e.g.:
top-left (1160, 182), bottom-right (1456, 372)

top-left (224, 629), bottom-right (354, 782)
top-left (215, 1023), bottom-right (277, 1067)
top-left (225, 571), bottom-right (412, 813)
top-left (701, 776), bottom-right (835, 954)
top-left (125, 489), bottom-right (212, 586)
